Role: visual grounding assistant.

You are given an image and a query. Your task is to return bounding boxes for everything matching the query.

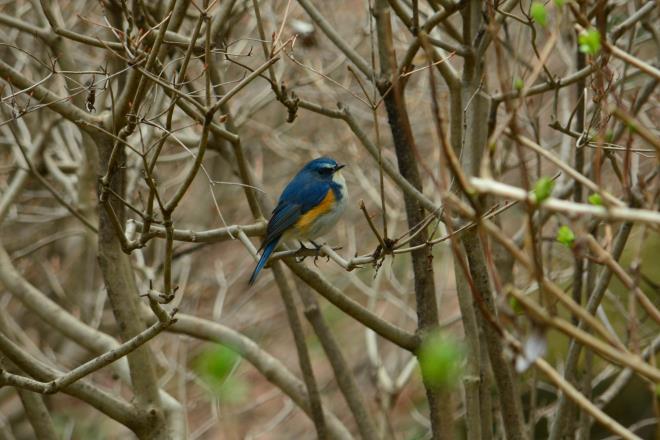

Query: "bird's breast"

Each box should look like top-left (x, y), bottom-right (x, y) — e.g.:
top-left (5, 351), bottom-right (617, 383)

top-left (292, 183), bottom-right (347, 240)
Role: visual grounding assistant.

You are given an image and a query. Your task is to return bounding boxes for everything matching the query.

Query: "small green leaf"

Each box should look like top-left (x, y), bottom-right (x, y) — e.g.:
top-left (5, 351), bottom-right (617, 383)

top-left (588, 193), bottom-right (602, 206)
top-left (533, 177), bottom-right (554, 203)
top-left (556, 225), bottom-right (575, 248)
top-left (554, 0), bottom-right (566, 6)
top-left (579, 28), bottom-right (601, 55)
top-left (531, 2), bottom-right (548, 27)
top-left (513, 78), bottom-right (524, 90)
top-left (194, 345), bottom-right (250, 403)
top-left (418, 332), bottom-right (464, 390)
top-left (509, 297), bottom-right (524, 315)
top-left (194, 345), bottom-right (247, 401)
top-left (195, 345), bottom-right (238, 381)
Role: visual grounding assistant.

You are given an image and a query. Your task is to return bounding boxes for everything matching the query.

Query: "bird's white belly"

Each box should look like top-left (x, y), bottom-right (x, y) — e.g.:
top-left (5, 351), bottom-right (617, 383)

top-left (301, 197), bottom-right (346, 240)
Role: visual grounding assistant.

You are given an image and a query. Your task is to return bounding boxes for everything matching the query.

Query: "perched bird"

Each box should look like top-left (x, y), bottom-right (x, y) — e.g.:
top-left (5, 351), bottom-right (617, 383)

top-left (249, 157), bottom-right (348, 285)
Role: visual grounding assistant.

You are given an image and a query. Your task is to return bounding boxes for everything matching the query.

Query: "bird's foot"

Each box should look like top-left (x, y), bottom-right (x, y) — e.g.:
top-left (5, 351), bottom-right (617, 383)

top-left (295, 240), bottom-right (329, 265)
top-left (295, 240), bottom-right (312, 262)
top-left (311, 240), bottom-right (337, 266)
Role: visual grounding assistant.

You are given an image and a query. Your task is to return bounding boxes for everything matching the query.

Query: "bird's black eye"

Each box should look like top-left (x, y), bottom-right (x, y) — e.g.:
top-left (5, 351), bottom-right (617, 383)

top-left (318, 166), bottom-right (333, 175)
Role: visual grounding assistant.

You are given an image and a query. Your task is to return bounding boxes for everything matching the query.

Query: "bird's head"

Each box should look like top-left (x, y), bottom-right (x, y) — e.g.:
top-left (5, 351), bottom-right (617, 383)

top-left (303, 157), bottom-right (345, 180)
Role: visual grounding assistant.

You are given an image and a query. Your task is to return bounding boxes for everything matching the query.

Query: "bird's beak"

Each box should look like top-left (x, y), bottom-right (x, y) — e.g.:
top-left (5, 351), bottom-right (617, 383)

top-left (335, 164), bottom-right (346, 171)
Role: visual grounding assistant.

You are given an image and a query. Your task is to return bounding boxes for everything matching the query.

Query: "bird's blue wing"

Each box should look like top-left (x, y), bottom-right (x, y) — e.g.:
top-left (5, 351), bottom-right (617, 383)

top-left (262, 175), bottom-right (331, 245)
top-left (279, 173), bottom-right (331, 212)
top-left (262, 203), bottom-right (302, 243)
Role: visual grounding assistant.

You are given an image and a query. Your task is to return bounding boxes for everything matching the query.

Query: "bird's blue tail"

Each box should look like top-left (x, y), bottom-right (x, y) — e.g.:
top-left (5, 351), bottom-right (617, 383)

top-left (249, 239), bottom-right (279, 285)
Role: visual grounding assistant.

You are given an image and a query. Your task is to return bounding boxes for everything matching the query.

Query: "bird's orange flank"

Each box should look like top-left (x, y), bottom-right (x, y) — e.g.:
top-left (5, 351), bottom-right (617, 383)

top-left (296, 189), bottom-right (335, 232)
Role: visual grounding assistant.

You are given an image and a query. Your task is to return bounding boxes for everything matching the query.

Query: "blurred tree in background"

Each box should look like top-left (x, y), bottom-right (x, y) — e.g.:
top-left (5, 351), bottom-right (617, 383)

top-left (0, 0), bottom-right (658, 439)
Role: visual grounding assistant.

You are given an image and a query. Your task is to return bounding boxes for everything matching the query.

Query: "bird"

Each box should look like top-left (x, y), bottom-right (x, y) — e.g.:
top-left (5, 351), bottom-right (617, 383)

top-left (249, 157), bottom-right (348, 285)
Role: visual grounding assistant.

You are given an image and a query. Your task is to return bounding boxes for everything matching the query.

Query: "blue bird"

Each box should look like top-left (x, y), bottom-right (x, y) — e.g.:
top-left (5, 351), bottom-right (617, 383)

top-left (249, 157), bottom-right (348, 285)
